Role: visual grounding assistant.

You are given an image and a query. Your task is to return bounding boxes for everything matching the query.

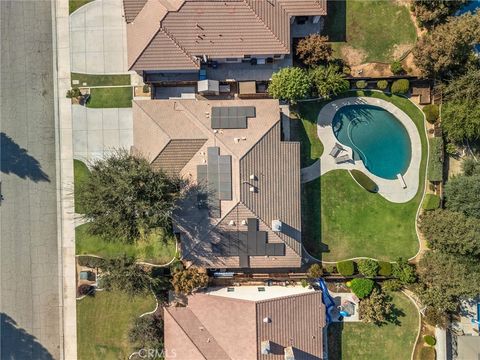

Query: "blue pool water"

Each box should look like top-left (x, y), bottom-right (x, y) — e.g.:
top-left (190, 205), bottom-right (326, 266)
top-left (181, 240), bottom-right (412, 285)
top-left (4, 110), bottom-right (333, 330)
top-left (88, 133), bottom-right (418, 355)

top-left (332, 105), bottom-right (412, 180)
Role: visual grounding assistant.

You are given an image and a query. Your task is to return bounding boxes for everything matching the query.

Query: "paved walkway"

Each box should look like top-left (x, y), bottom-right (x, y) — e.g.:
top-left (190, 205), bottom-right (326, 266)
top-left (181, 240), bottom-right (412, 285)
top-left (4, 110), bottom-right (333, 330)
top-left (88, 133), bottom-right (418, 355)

top-left (72, 105), bottom-right (133, 162)
top-left (69, 0), bottom-right (128, 74)
top-left (301, 97), bottom-right (422, 203)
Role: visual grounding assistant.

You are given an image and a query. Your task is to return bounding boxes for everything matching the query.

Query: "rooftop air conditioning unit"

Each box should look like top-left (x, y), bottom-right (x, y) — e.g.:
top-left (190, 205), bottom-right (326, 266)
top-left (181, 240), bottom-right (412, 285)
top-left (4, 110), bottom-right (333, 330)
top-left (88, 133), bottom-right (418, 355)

top-left (261, 341), bottom-right (271, 355)
top-left (272, 220), bottom-right (282, 232)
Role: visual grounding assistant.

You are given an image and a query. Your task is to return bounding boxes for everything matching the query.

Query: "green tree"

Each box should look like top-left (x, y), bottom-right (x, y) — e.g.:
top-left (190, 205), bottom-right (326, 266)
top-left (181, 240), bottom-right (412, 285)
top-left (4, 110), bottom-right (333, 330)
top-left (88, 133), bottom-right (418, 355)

top-left (357, 259), bottom-right (379, 278)
top-left (307, 263), bottom-right (323, 279)
top-left (444, 174), bottom-right (480, 218)
top-left (412, 11), bottom-right (480, 78)
top-left (268, 67), bottom-right (311, 103)
top-left (349, 278), bottom-right (374, 299)
top-left (420, 210), bottom-right (480, 256)
top-left (296, 34), bottom-right (333, 67)
top-left (171, 267), bottom-right (209, 295)
top-left (392, 258), bottom-right (416, 284)
top-left (462, 158), bottom-right (480, 176)
top-left (77, 150), bottom-right (183, 243)
top-left (129, 314), bottom-right (164, 350)
top-left (309, 65), bottom-right (349, 99)
top-left (412, 0), bottom-right (468, 28)
top-left (359, 289), bottom-right (394, 325)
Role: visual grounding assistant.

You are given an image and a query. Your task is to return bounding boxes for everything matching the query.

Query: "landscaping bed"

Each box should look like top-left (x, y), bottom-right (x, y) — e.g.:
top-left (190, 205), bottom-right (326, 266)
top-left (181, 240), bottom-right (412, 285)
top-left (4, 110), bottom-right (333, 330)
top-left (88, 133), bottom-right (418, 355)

top-left (327, 292), bottom-right (419, 360)
top-left (76, 290), bottom-right (156, 360)
top-left (71, 73), bottom-right (131, 87)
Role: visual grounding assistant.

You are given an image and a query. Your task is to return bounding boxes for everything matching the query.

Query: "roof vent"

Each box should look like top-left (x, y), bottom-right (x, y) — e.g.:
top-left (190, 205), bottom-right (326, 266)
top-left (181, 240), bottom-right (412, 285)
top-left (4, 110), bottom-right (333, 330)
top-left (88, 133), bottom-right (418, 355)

top-left (229, 220), bottom-right (235, 226)
top-left (249, 174), bottom-right (257, 181)
top-left (249, 186), bottom-right (256, 193)
top-left (263, 317), bottom-right (271, 323)
top-left (261, 340), bottom-right (271, 355)
top-left (272, 220), bottom-right (282, 232)
top-left (234, 137), bottom-right (240, 143)
top-left (241, 220), bottom-right (247, 225)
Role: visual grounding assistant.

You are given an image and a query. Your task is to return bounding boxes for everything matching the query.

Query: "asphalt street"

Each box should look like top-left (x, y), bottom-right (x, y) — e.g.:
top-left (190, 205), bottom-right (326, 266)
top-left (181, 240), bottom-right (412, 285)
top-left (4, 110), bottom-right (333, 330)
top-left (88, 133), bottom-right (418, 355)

top-left (1, 0), bottom-right (62, 359)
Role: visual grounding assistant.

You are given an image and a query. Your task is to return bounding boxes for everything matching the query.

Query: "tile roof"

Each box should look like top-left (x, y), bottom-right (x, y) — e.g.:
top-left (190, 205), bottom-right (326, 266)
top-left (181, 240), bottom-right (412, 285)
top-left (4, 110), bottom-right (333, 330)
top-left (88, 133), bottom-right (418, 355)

top-left (124, 0), bottom-right (327, 71)
top-left (164, 290), bottom-right (325, 360)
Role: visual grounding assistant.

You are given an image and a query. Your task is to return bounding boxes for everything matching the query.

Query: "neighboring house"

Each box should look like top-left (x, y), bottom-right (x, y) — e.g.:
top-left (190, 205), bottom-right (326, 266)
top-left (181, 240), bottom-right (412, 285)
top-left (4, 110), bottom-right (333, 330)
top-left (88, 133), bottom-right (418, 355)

top-left (164, 286), bottom-right (326, 359)
top-left (132, 98), bottom-right (302, 269)
top-left (123, 0), bottom-right (327, 78)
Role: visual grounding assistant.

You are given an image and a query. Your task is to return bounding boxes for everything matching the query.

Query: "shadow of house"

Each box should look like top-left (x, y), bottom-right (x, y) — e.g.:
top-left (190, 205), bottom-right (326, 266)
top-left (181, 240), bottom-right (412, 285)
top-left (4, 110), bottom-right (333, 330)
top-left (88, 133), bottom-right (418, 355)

top-left (0, 313), bottom-right (54, 360)
top-left (0, 132), bottom-right (50, 182)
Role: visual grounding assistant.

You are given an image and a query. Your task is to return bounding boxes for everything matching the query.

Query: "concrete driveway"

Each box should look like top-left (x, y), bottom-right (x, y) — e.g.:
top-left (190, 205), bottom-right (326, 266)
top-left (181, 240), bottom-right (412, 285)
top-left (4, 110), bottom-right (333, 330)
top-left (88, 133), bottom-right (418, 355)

top-left (72, 105), bottom-right (133, 162)
top-left (69, 0), bottom-right (128, 74)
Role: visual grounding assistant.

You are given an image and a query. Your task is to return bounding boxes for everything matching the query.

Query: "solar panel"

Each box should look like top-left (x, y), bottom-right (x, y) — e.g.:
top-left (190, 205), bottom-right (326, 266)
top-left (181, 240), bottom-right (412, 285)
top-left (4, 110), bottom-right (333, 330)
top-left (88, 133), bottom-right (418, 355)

top-left (274, 243), bottom-right (285, 256)
top-left (247, 218), bottom-right (257, 233)
top-left (265, 243), bottom-right (276, 256)
top-left (210, 106), bottom-right (256, 129)
top-left (239, 255), bottom-right (249, 268)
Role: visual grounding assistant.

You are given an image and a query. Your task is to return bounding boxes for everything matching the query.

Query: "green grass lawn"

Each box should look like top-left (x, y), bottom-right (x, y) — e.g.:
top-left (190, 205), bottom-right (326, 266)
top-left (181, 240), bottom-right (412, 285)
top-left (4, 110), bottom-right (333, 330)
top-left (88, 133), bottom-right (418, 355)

top-left (323, 0), bottom-right (417, 63)
top-left (72, 73), bottom-right (131, 87)
top-left (77, 290), bottom-right (156, 360)
top-left (87, 87), bottom-right (133, 108)
top-left (328, 292), bottom-right (419, 360)
top-left (76, 223), bottom-right (177, 264)
top-left (74, 160), bottom-right (91, 214)
top-left (69, 0), bottom-right (93, 14)
top-left (301, 91), bottom-right (427, 261)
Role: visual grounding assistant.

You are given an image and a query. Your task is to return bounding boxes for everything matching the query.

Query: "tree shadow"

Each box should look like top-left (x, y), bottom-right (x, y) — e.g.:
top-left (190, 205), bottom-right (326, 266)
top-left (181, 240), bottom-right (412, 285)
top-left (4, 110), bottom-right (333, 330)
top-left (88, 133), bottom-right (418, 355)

top-left (323, 0), bottom-right (347, 42)
top-left (0, 313), bottom-right (54, 360)
top-left (0, 132), bottom-right (50, 182)
top-left (327, 322), bottom-right (343, 360)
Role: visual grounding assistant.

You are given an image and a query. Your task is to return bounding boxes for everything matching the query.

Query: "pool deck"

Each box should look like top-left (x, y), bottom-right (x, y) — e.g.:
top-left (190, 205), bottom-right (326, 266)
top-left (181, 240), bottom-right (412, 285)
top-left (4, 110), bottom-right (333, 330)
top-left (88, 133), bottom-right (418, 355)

top-left (304, 97), bottom-right (422, 203)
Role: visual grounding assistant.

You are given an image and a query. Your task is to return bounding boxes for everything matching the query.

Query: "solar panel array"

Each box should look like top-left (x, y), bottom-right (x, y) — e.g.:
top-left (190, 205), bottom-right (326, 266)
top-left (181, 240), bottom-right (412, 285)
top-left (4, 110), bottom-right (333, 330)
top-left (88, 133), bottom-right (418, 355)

top-left (211, 106), bottom-right (256, 129)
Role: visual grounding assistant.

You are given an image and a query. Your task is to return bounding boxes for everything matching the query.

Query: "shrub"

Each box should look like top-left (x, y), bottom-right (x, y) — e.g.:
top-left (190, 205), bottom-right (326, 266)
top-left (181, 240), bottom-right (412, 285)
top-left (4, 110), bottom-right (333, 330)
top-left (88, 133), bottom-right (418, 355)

top-left (66, 87), bottom-right (81, 98)
top-left (390, 61), bottom-right (404, 75)
top-left (309, 65), bottom-right (350, 99)
top-left (301, 279), bottom-right (309, 288)
top-left (377, 80), bottom-right (388, 90)
top-left (427, 137), bottom-right (444, 182)
top-left (337, 260), bottom-right (355, 276)
top-left (307, 263), bottom-right (323, 278)
top-left (445, 142), bottom-right (458, 156)
top-left (350, 170), bottom-right (378, 193)
top-left (424, 335), bottom-right (437, 346)
top-left (296, 34), bottom-right (333, 66)
top-left (392, 258), bottom-right (416, 284)
top-left (142, 84), bottom-right (150, 93)
top-left (358, 259), bottom-right (379, 277)
top-left (422, 194), bottom-right (441, 211)
top-left (381, 279), bottom-right (403, 292)
top-left (423, 104), bottom-right (439, 124)
top-left (349, 278), bottom-right (374, 299)
top-left (391, 79), bottom-right (410, 94)
top-left (420, 346), bottom-right (436, 360)
top-left (77, 256), bottom-right (105, 268)
top-left (325, 264), bottom-right (336, 274)
top-left (356, 80), bottom-right (367, 89)
top-left (78, 284), bottom-right (94, 296)
top-left (268, 67), bottom-right (311, 103)
top-left (378, 261), bottom-right (392, 277)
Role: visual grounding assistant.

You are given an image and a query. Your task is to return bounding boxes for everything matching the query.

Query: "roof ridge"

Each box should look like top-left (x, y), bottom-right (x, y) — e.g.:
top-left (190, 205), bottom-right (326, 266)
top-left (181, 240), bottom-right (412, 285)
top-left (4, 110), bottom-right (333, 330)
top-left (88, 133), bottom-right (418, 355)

top-left (159, 27), bottom-right (200, 68)
top-left (134, 100), bottom-right (172, 143)
top-left (242, 0), bottom-right (290, 52)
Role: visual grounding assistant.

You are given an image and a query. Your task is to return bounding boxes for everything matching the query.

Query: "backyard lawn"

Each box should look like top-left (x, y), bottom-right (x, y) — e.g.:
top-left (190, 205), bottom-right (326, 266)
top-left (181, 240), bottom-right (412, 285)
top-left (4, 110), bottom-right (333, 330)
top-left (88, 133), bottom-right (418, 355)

top-left (77, 290), bottom-right (156, 360)
top-left (323, 0), bottom-right (417, 64)
top-left (76, 223), bottom-right (177, 265)
top-left (327, 292), bottom-right (419, 360)
top-left (71, 73), bottom-right (131, 87)
top-left (74, 159), bottom-right (91, 214)
top-left (298, 91), bottom-right (427, 261)
top-left (87, 87), bottom-right (133, 108)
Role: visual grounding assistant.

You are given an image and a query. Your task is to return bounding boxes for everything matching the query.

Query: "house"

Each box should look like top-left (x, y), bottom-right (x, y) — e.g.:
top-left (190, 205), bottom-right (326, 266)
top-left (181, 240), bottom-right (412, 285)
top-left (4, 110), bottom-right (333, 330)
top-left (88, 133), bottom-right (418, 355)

top-left (164, 286), bottom-right (326, 359)
top-left (131, 98), bottom-right (302, 269)
top-left (122, 0), bottom-right (327, 81)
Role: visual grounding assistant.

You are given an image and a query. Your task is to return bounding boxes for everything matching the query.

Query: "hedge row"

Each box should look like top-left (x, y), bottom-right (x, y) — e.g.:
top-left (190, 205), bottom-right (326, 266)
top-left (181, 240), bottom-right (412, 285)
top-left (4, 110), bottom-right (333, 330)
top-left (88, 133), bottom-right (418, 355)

top-left (350, 170), bottom-right (378, 193)
top-left (334, 259), bottom-right (393, 277)
top-left (427, 137), bottom-right (444, 182)
top-left (423, 194), bottom-right (441, 211)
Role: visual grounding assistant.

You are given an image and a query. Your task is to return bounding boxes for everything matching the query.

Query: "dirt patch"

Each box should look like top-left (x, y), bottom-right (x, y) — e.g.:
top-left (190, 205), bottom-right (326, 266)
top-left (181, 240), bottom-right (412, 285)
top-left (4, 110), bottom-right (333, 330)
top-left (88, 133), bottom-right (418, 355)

top-left (340, 45), bottom-right (367, 66)
top-left (392, 43), bottom-right (414, 60)
top-left (402, 52), bottom-right (422, 76)
top-left (350, 63), bottom-right (392, 78)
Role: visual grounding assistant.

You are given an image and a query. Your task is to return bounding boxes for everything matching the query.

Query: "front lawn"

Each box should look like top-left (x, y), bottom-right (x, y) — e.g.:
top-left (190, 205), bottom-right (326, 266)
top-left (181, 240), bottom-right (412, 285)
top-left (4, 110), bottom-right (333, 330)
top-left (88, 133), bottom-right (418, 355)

top-left (86, 87), bottom-right (133, 108)
top-left (327, 292), bottom-right (419, 360)
top-left (76, 223), bottom-right (177, 265)
top-left (300, 91), bottom-right (426, 261)
top-left (323, 0), bottom-right (417, 63)
top-left (74, 159), bottom-right (91, 214)
top-left (72, 73), bottom-right (131, 87)
top-left (77, 290), bottom-right (156, 360)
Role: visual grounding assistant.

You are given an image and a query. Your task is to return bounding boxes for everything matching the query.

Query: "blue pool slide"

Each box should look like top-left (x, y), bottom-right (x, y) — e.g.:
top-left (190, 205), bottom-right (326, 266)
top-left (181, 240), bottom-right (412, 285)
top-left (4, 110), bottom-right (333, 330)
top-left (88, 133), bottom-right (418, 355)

top-left (318, 278), bottom-right (335, 324)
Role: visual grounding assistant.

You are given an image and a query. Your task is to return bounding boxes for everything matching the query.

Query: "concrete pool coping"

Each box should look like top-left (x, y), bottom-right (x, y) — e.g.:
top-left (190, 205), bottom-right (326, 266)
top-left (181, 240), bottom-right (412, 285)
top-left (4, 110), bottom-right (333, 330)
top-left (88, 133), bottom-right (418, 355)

top-left (315, 97), bottom-right (422, 203)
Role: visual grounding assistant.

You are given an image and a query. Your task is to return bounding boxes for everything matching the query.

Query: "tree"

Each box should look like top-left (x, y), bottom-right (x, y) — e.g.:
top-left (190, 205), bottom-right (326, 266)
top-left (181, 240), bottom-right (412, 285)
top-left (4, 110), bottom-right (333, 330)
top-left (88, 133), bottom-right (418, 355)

top-left (348, 278), bottom-right (374, 299)
top-left (309, 65), bottom-right (349, 99)
top-left (101, 256), bottom-right (160, 296)
top-left (415, 251), bottom-right (480, 315)
top-left (268, 67), bottom-right (311, 103)
top-left (419, 210), bottom-right (480, 256)
top-left (129, 314), bottom-right (164, 350)
top-left (412, 11), bottom-right (480, 78)
top-left (444, 174), bottom-right (480, 218)
top-left (390, 61), bottom-right (404, 75)
top-left (359, 289), bottom-right (394, 325)
top-left (412, 0), bottom-right (468, 29)
top-left (296, 34), bottom-right (333, 67)
top-left (171, 267), bottom-right (208, 295)
top-left (357, 259), bottom-right (379, 278)
top-left (392, 258), bottom-right (416, 284)
top-left (462, 158), bottom-right (480, 177)
top-left (441, 69), bottom-right (480, 142)
top-left (77, 150), bottom-right (184, 243)
top-left (307, 263), bottom-right (323, 279)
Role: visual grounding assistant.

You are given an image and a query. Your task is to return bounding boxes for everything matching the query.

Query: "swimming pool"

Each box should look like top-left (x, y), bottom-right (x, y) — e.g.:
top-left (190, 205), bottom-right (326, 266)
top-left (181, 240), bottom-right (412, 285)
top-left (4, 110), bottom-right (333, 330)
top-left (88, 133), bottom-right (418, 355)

top-left (332, 104), bottom-right (412, 180)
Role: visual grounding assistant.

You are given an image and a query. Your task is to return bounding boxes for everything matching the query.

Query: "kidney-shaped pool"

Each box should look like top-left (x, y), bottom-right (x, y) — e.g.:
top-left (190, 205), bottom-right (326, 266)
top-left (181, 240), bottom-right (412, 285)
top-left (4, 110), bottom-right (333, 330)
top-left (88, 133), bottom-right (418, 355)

top-left (332, 104), bottom-right (412, 180)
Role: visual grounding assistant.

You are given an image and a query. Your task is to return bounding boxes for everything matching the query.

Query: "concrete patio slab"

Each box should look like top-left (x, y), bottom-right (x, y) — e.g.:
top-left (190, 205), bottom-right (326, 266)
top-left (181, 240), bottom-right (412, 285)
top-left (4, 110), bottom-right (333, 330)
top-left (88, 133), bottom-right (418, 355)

top-left (69, 0), bottom-right (128, 74)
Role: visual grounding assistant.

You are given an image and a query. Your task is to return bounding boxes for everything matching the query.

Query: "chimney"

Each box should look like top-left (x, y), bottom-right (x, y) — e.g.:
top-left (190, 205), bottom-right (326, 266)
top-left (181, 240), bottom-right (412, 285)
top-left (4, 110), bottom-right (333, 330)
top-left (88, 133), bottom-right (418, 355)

top-left (261, 340), bottom-right (271, 355)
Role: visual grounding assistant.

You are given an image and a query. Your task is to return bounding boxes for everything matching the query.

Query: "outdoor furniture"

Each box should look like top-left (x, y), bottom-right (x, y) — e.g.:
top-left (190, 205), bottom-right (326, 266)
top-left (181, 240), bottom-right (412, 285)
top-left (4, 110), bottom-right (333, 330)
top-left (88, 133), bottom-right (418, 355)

top-left (335, 154), bottom-right (351, 164)
top-left (329, 143), bottom-right (344, 158)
